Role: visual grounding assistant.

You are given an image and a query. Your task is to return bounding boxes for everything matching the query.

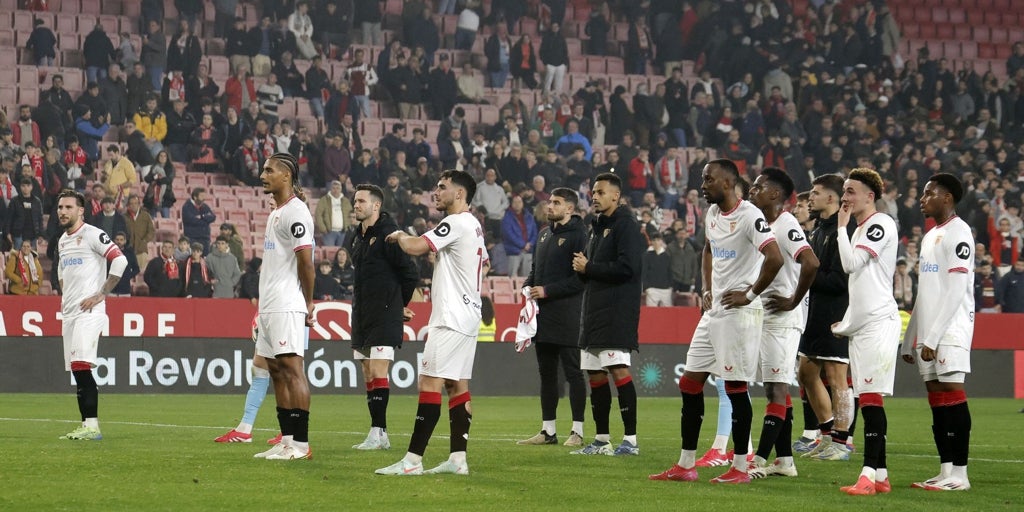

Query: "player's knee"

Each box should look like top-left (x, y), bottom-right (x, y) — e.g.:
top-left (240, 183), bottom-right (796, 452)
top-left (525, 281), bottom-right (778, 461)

top-left (678, 375), bottom-right (703, 395)
top-left (723, 381), bottom-right (748, 393)
top-left (858, 393), bottom-right (884, 408)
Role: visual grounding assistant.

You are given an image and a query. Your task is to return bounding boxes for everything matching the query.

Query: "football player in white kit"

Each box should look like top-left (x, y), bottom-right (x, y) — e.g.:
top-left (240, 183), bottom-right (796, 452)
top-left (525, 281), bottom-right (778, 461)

top-left (832, 168), bottom-right (900, 496)
top-left (377, 170), bottom-right (488, 476)
top-left (55, 189), bottom-right (129, 440)
top-left (901, 173), bottom-right (975, 491)
top-left (746, 168), bottom-right (820, 479)
top-left (251, 153), bottom-right (317, 461)
top-left (650, 159), bottom-right (783, 484)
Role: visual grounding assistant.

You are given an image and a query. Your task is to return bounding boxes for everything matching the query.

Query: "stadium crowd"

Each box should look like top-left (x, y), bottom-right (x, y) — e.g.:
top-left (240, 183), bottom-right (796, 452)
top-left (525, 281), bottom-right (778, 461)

top-left (0, 0), bottom-right (1022, 312)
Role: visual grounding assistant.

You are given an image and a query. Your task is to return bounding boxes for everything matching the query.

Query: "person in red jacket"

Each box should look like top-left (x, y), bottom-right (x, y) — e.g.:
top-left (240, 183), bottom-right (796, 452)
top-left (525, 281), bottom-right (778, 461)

top-left (627, 147), bottom-right (652, 207)
top-left (224, 65), bottom-right (257, 114)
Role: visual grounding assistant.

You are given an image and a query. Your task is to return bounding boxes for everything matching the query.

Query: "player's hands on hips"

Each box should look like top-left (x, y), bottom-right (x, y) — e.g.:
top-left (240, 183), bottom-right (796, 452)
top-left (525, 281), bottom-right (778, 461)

top-left (305, 302), bottom-right (316, 327)
top-left (402, 307), bottom-right (415, 321)
top-left (571, 252), bottom-right (588, 273)
top-left (528, 286), bottom-right (546, 300)
top-left (701, 290), bottom-right (713, 311)
top-left (79, 292), bottom-right (105, 312)
top-left (385, 230), bottom-right (405, 243)
top-left (920, 346), bottom-right (936, 362)
top-left (764, 294), bottom-right (797, 313)
top-left (721, 289), bottom-right (751, 309)
top-left (837, 203), bottom-right (851, 228)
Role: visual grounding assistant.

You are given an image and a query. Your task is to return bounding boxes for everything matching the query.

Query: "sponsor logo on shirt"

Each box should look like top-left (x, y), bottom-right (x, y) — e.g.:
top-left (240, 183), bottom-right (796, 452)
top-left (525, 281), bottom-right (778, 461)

top-left (710, 245), bottom-right (737, 259)
top-left (866, 224), bottom-right (885, 242)
top-left (61, 257), bottom-right (84, 268)
top-left (955, 242), bottom-right (971, 260)
top-left (919, 261), bottom-right (939, 273)
top-left (462, 294), bottom-right (482, 310)
top-left (264, 239), bottom-right (276, 250)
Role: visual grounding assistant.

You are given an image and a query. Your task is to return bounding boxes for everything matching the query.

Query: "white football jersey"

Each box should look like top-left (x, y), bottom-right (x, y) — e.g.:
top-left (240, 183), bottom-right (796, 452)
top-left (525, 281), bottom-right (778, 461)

top-left (58, 222), bottom-right (123, 318)
top-left (422, 211), bottom-right (489, 336)
top-left (762, 212), bottom-right (812, 302)
top-left (834, 211), bottom-right (898, 335)
top-left (259, 196), bottom-right (315, 314)
top-left (911, 216), bottom-right (975, 349)
top-left (705, 200), bottom-right (777, 305)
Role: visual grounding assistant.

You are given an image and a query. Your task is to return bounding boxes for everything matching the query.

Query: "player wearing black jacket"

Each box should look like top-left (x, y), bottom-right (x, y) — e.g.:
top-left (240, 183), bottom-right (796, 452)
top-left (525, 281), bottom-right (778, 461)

top-left (349, 184), bottom-right (420, 450)
top-left (517, 188), bottom-right (588, 447)
top-left (795, 174), bottom-right (858, 457)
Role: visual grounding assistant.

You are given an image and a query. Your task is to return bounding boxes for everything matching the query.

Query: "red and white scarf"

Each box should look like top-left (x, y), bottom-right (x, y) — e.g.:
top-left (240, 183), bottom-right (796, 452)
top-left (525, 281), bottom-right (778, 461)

top-left (165, 258), bottom-right (180, 280)
top-left (184, 259), bottom-right (210, 285)
top-left (15, 252), bottom-right (39, 288)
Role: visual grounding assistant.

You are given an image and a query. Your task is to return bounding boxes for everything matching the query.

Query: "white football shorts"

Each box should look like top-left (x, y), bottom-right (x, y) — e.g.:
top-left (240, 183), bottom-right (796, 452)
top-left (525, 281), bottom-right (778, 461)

top-left (685, 305), bottom-right (763, 382)
top-left (63, 312), bottom-right (106, 371)
top-left (354, 346), bottom-right (396, 361)
top-left (255, 312), bottom-right (308, 359)
top-left (580, 348), bottom-right (632, 371)
top-left (848, 311), bottom-right (901, 396)
top-left (916, 344), bottom-right (970, 384)
top-left (421, 326), bottom-right (477, 380)
top-left (759, 310), bottom-right (802, 384)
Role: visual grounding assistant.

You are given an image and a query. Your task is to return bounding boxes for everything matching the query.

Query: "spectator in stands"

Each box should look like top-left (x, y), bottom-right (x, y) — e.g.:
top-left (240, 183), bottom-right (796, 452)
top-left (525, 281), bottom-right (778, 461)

top-left (502, 194), bottom-right (538, 277)
top-left (83, 23), bottom-right (116, 85)
top-left (540, 22), bottom-right (569, 94)
top-left (182, 187), bottom-right (216, 255)
top-left (326, 80), bottom-right (358, 130)
top-left (109, 231), bottom-right (140, 297)
top-left (321, 133), bottom-right (351, 187)
top-left (220, 107), bottom-right (248, 155)
top-left (329, 247), bottom-right (355, 299)
top-left (126, 63), bottom-right (153, 117)
top-left (996, 260), bottom-right (1024, 313)
top-left (288, 1), bottom-right (317, 60)
top-left (26, 18), bottom-right (57, 67)
top-left (166, 20), bottom-right (202, 80)
top-left (583, 2), bottom-right (610, 56)
top-left (626, 16), bottom-right (653, 76)
top-left (102, 145), bottom-right (136, 199)
top-left (305, 55), bottom-right (330, 120)
top-left (91, 195), bottom-right (128, 238)
top-left (485, 22), bottom-right (512, 89)
top-left (141, 19), bottom-right (167, 91)
top-left (349, 148), bottom-right (378, 186)
top-left (41, 74), bottom-right (76, 135)
top-left (667, 224), bottom-right (700, 293)
top-left (407, 5), bottom-right (440, 66)
top-left (224, 65), bottom-right (258, 116)
top-left (473, 168), bottom-right (509, 222)
top-left (425, 54), bottom-right (458, 120)
top-left (314, 258), bottom-right (343, 300)
top-left (124, 195), bottom-right (154, 270)
top-left (457, 63), bottom-right (488, 104)
top-left (133, 95), bottom-right (167, 158)
top-left (212, 0), bottom-right (238, 38)
top-left (208, 236), bottom-right (241, 298)
top-left (454, 4), bottom-right (480, 51)
top-left (164, 100), bottom-right (196, 163)
top-left (73, 106), bottom-right (110, 162)
top-left (409, 157), bottom-right (436, 191)
top-left (554, 121), bottom-right (593, 160)
top-left (315, 180), bottom-right (353, 247)
top-left (11, 106), bottom-right (42, 149)
top-left (256, 73), bottom-right (285, 126)
top-left (76, 82), bottom-right (111, 125)
top-left (190, 114), bottom-right (223, 173)
top-left (233, 256), bottom-right (259, 305)
top-left (353, 0), bottom-right (384, 46)
top-left (231, 134), bottom-right (261, 185)
top-left (378, 123), bottom-right (407, 163)
top-left (180, 242), bottom-right (212, 298)
top-left (439, 127), bottom-right (467, 171)
top-left (510, 34), bottom-right (539, 91)
top-left (346, 49), bottom-right (379, 120)
top-left (533, 107), bottom-right (564, 148)
top-left (438, 106), bottom-right (470, 147)
top-left (143, 150), bottom-right (175, 217)
top-left (226, 17), bottom-right (252, 74)
top-left (99, 64), bottom-right (129, 126)
top-left (5, 239), bottom-right (42, 295)
top-left (173, 0), bottom-right (202, 30)
top-left (642, 233), bottom-right (672, 306)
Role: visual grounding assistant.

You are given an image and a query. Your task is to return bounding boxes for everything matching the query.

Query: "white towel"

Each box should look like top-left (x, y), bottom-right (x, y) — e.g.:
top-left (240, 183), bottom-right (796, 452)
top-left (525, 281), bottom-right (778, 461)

top-left (515, 287), bottom-right (538, 352)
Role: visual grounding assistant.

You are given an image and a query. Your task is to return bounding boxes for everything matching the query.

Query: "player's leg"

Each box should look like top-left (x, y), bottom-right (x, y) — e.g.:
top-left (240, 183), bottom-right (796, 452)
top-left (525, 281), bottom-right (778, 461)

top-left (559, 345), bottom-right (587, 446)
top-left (423, 378), bottom-right (472, 474)
top-left (264, 353), bottom-right (312, 459)
top-left (809, 360), bottom-right (853, 460)
top-left (921, 371), bottom-right (971, 490)
top-left (608, 363), bottom-right (638, 455)
top-left (797, 357), bottom-right (834, 455)
top-left (750, 323), bottom-right (800, 477)
top-left (519, 342), bottom-right (560, 445)
top-left (60, 314), bottom-right (104, 441)
top-left (216, 352), bottom-right (270, 443)
top-left (355, 349), bottom-right (393, 450)
top-left (572, 367), bottom-right (614, 455)
top-left (378, 374), bottom-right (443, 474)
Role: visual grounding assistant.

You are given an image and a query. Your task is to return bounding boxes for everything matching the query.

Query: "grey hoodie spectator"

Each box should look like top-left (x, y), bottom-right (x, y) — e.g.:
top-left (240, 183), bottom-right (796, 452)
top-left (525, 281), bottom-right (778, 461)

top-left (207, 236), bottom-right (242, 298)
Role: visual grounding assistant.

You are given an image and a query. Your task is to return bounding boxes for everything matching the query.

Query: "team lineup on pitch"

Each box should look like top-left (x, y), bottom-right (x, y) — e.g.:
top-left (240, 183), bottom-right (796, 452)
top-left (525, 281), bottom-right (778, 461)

top-left (53, 164), bottom-right (981, 495)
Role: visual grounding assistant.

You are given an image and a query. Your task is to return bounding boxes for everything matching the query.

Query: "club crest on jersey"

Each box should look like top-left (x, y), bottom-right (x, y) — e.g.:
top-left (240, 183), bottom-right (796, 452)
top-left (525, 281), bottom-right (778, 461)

top-left (754, 218), bottom-right (770, 233)
top-left (730, 221), bottom-right (737, 232)
top-left (788, 229), bottom-right (805, 242)
top-left (76, 236), bottom-right (83, 246)
top-left (603, 228), bottom-right (611, 237)
top-left (369, 237), bottom-right (377, 246)
top-left (955, 242), bottom-right (971, 260)
top-left (434, 222), bottom-right (451, 237)
top-left (866, 224), bottom-right (885, 242)
top-left (290, 222), bottom-right (307, 238)
top-left (934, 235), bottom-right (943, 247)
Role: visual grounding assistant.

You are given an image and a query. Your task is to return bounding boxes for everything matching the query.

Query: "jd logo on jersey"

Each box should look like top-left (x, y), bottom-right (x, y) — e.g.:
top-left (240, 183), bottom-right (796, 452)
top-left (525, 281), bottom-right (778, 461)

top-left (788, 229), bottom-right (804, 242)
top-left (434, 222), bottom-right (451, 237)
top-left (866, 225), bottom-right (885, 242)
top-left (291, 222), bottom-right (306, 238)
top-left (755, 218), bottom-right (771, 233)
top-left (955, 242), bottom-right (971, 260)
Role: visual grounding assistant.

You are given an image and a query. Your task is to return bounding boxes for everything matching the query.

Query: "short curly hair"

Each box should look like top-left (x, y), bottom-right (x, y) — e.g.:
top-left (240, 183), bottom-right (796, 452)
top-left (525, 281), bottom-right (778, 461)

top-left (848, 168), bottom-right (883, 201)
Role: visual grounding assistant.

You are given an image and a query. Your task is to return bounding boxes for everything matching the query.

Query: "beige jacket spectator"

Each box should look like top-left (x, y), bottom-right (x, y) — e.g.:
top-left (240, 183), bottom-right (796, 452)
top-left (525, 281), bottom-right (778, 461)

top-left (125, 195), bottom-right (155, 269)
top-left (103, 146), bottom-right (138, 196)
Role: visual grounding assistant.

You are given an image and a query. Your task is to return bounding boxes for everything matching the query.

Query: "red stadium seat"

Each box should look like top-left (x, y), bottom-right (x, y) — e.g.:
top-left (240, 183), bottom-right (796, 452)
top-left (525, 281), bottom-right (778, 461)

top-left (953, 25), bottom-right (971, 42)
top-left (931, 8), bottom-right (949, 23)
top-left (983, 12), bottom-right (1000, 26)
top-left (990, 28), bottom-right (1009, 44)
top-left (948, 8), bottom-right (966, 24)
top-left (936, 23), bottom-right (954, 40)
top-left (902, 24), bottom-right (920, 39)
top-left (913, 7), bottom-right (932, 23)
top-left (960, 41), bottom-right (978, 59)
top-left (491, 291), bottom-right (517, 304)
top-left (0, 85), bottom-right (16, 108)
top-left (18, 87), bottom-right (39, 106)
top-left (1000, 13), bottom-right (1019, 28)
top-left (978, 42), bottom-right (997, 59)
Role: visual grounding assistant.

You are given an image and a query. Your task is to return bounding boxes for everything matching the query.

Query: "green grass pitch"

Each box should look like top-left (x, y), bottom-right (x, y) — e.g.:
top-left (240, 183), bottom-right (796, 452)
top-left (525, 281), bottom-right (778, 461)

top-left (1, 394), bottom-right (1022, 511)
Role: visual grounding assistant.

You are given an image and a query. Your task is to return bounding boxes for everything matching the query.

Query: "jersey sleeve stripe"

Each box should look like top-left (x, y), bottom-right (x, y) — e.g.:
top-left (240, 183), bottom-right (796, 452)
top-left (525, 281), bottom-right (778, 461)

top-left (421, 234), bottom-right (437, 252)
top-left (758, 237), bottom-right (777, 252)
top-left (948, 267), bottom-right (968, 273)
top-left (792, 245), bottom-right (811, 261)
top-left (293, 244), bottom-right (312, 252)
top-left (854, 244), bottom-right (878, 258)
top-left (103, 245), bottom-right (123, 261)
